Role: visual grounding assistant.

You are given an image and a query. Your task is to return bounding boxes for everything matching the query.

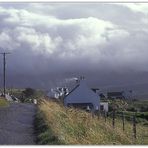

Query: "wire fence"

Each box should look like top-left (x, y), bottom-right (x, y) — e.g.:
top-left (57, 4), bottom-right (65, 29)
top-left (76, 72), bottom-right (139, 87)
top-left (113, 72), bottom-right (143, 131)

top-left (93, 109), bottom-right (138, 143)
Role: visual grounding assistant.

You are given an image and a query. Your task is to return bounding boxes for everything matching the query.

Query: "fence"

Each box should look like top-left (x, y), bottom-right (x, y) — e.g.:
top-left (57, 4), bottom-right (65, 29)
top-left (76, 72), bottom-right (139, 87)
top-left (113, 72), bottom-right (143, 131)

top-left (94, 110), bottom-right (138, 143)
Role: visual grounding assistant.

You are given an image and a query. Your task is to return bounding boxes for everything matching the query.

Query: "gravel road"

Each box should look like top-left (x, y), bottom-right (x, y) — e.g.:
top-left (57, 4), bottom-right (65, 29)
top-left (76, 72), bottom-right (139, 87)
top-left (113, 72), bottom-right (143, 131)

top-left (0, 103), bottom-right (36, 145)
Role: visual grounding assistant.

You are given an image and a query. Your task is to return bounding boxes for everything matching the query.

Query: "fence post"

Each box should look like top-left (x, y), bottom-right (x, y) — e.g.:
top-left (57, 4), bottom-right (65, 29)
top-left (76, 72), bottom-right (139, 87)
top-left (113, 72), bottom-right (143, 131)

top-left (122, 112), bottom-right (125, 131)
top-left (112, 109), bottom-right (115, 128)
top-left (132, 114), bottom-right (136, 140)
top-left (104, 111), bottom-right (107, 122)
top-left (96, 109), bottom-right (100, 119)
top-left (91, 109), bottom-right (95, 118)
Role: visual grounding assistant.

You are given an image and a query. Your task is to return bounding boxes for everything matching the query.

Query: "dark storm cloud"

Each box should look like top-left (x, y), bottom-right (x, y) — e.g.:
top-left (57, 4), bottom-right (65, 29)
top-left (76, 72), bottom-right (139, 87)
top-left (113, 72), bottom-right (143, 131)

top-left (0, 3), bottom-right (148, 90)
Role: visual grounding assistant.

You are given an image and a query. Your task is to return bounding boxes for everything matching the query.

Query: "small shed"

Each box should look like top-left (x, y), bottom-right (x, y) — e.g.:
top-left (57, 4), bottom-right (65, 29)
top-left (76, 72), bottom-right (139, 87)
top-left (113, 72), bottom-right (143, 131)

top-left (64, 79), bottom-right (100, 111)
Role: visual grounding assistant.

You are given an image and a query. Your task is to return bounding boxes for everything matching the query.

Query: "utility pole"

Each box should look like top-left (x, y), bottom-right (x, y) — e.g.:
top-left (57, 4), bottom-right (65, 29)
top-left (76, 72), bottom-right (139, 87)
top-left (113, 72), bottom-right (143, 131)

top-left (0, 52), bottom-right (10, 97)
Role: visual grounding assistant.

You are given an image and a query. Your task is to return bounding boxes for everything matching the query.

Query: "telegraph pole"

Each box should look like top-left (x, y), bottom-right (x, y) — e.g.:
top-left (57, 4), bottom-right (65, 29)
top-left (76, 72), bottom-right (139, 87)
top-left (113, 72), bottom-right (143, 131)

top-left (0, 52), bottom-right (10, 97)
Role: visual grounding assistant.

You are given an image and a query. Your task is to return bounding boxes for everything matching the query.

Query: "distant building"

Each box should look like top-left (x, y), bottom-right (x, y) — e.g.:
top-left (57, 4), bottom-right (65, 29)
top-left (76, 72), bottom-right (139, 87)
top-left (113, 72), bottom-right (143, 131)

top-left (47, 87), bottom-right (69, 99)
top-left (64, 79), bottom-right (100, 111)
top-left (107, 90), bottom-right (133, 99)
top-left (123, 90), bottom-right (133, 100)
top-left (107, 91), bottom-right (125, 99)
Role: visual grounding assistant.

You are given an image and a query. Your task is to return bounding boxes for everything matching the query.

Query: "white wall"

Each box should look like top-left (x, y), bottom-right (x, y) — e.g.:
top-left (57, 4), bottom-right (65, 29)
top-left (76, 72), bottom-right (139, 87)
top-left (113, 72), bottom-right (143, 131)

top-left (100, 102), bottom-right (108, 112)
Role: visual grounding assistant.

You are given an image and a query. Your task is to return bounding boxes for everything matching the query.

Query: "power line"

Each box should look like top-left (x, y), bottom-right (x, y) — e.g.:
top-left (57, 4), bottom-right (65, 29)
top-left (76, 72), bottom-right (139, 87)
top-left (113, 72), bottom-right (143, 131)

top-left (0, 52), bottom-right (11, 97)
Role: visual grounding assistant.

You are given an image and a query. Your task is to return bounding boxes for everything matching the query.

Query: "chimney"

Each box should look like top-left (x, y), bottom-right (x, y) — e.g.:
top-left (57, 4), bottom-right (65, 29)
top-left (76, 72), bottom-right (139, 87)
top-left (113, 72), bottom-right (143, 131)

top-left (80, 76), bottom-right (85, 80)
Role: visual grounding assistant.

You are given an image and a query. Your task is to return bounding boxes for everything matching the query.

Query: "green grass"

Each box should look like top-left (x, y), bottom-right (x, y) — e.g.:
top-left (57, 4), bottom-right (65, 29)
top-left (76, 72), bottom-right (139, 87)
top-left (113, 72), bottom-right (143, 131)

top-left (35, 99), bottom-right (148, 145)
top-left (34, 110), bottom-right (64, 145)
top-left (0, 98), bottom-right (9, 107)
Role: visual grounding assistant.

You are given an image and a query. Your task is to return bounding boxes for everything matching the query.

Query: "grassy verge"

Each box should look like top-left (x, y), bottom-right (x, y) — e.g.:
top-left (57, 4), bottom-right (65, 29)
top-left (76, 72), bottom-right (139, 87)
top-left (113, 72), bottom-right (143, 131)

top-left (35, 99), bottom-right (148, 145)
top-left (0, 98), bottom-right (9, 107)
top-left (34, 105), bottom-right (64, 144)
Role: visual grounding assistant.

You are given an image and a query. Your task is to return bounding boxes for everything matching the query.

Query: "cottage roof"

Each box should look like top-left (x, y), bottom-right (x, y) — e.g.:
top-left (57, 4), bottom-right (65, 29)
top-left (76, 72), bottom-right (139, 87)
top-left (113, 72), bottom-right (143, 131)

top-left (64, 79), bottom-right (100, 110)
top-left (64, 80), bottom-right (99, 100)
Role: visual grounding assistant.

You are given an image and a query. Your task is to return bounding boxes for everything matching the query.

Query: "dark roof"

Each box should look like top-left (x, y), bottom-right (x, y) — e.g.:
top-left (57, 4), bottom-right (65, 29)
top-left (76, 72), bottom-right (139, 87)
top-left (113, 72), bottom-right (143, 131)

top-left (91, 88), bottom-right (99, 93)
top-left (107, 92), bottom-right (124, 96)
top-left (64, 84), bottom-right (80, 98)
top-left (64, 81), bottom-right (99, 99)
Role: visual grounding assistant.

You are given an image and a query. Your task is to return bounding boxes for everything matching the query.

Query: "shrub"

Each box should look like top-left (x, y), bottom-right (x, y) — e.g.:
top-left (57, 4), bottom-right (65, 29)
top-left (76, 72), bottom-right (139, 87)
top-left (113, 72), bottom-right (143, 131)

top-left (23, 88), bottom-right (35, 98)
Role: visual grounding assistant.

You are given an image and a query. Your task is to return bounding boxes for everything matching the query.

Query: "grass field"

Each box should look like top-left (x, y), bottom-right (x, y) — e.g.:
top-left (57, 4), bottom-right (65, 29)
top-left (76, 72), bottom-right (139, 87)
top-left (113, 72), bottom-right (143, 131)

top-left (0, 98), bottom-right (9, 107)
top-left (35, 99), bottom-right (148, 145)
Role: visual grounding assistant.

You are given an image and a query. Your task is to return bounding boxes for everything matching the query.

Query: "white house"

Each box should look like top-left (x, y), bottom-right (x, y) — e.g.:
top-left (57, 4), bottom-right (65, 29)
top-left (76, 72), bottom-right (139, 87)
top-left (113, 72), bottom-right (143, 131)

top-left (64, 79), bottom-right (100, 111)
top-left (5, 94), bottom-right (13, 101)
top-left (100, 102), bottom-right (109, 112)
top-left (47, 87), bottom-right (69, 99)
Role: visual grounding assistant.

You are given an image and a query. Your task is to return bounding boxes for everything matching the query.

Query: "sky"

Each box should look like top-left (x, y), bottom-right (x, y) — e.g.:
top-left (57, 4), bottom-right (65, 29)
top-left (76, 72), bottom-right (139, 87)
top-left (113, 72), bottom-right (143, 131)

top-left (0, 2), bottom-right (148, 92)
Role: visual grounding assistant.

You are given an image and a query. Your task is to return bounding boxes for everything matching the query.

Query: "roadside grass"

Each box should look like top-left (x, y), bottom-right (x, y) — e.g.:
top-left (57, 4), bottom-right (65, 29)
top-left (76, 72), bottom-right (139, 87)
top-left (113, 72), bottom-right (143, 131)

top-left (36, 99), bottom-right (148, 145)
top-left (34, 108), bottom-right (64, 145)
top-left (0, 97), bottom-right (9, 107)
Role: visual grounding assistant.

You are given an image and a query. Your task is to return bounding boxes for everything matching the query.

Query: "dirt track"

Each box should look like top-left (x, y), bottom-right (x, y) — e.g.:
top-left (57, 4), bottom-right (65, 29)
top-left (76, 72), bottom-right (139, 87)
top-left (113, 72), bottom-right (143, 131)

top-left (0, 103), bottom-right (36, 145)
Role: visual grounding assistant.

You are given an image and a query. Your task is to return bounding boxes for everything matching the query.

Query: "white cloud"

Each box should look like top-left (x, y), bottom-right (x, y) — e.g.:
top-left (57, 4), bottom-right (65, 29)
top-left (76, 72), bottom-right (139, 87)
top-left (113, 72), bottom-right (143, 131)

top-left (0, 5), bottom-right (129, 62)
top-left (0, 31), bottom-right (20, 50)
top-left (116, 3), bottom-right (148, 15)
top-left (1, 2), bottom-right (148, 89)
top-left (16, 27), bottom-right (62, 55)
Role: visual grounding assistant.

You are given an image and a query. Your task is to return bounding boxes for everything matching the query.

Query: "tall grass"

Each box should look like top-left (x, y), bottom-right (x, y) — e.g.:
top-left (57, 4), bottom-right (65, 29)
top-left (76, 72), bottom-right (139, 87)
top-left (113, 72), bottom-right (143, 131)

top-left (36, 99), bottom-right (148, 145)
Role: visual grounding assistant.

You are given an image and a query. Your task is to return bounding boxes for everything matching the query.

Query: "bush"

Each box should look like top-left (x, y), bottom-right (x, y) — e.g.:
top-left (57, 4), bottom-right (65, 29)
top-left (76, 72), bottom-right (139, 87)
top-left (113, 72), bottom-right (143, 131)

top-left (140, 106), bottom-right (148, 112)
top-left (136, 112), bottom-right (148, 120)
top-left (23, 88), bottom-right (35, 98)
top-left (127, 107), bottom-right (137, 112)
top-left (20, 88), bottom-right (44, 103)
